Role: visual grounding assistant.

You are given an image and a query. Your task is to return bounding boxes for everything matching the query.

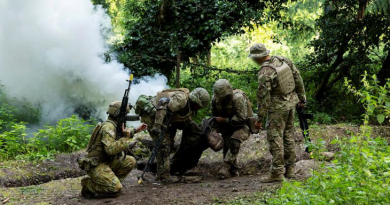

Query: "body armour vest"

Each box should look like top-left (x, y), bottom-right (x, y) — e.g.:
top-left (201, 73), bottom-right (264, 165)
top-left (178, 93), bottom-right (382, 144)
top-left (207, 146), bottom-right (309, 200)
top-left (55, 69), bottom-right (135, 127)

top-left (157, 88), bottom-right (191, 123)
top-left (262, 56), bottom-right (295, 96)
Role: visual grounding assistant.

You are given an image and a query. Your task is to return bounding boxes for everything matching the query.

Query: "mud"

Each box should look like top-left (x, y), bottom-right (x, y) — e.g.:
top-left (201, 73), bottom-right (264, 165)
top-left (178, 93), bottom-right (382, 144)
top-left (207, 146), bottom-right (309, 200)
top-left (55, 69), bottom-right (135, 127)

top-left (0, 151), bottom-right (85, 187)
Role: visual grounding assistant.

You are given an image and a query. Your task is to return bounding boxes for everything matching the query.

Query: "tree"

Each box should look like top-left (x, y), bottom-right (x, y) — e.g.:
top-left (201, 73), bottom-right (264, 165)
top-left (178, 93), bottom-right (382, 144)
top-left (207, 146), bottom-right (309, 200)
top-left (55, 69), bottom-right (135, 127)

top-left (113, 0), bottom-right (291, 78)
top-left (301, 0), bottom-right (390, 117)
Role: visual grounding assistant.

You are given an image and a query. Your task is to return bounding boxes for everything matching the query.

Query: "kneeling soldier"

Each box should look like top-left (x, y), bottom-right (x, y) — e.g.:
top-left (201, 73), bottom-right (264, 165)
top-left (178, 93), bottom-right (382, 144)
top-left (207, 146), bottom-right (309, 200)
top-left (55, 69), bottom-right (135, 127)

top-left (79, 101), bottom-right (147, 198)
top-left (151, 88), bottom-right (210, 182)
top-left (211, 79), bottom-right (254, 179)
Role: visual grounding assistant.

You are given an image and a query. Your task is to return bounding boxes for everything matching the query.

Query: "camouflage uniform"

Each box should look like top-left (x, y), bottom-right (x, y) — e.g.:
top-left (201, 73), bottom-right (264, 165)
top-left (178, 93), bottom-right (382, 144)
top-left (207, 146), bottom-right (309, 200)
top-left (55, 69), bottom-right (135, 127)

top-left (256, 51), bottom-right (306, 177)
top-left (80, 102), bottom-right (136, 196)
top-left (211, 79), bottom-right (252, 177)
top-left (135, 94), bottom-right (209, 177)
top-left (151, 88), bottom-right (210, 181)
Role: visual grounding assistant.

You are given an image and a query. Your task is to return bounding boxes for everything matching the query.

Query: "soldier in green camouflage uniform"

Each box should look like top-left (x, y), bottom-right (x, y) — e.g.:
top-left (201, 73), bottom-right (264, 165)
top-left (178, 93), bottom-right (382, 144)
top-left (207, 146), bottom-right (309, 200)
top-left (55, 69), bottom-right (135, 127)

top-left (80, 101), bottom-right (147, 197)
top-left (211, 79), bottom-right (252, 179)
top-left (135, 95), bottom-right (157, 137)
top-left (248, 43), bottom-right (306, 183)
top-left (150, 88), bottom-right (210, 182)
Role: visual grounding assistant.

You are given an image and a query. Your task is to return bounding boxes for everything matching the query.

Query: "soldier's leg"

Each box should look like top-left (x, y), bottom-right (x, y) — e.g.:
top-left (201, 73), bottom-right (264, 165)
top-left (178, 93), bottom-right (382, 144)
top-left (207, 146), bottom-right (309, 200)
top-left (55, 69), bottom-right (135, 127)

top-left (171, 121), bottom-right (207, 174)
top-left (110, 156), bottom-right (136, 182)
top-left (156, 130), bottom-right (174, 180)
top-left (225, 127), bottom-right (250, 175)
top-left (283, 109), bottom-right (296, 178)
top-left (261, 111), bottom-right (288, 183)
top-left (217, 130), bottom-right (232, 179)
top-left (82, 163), bottom-right (122, 195)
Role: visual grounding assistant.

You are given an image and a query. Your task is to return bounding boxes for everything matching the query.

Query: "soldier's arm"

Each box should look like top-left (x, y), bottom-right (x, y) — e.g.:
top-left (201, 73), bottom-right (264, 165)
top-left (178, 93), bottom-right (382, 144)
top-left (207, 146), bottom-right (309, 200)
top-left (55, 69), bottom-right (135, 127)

top-left (284, 58), bottom-right (306, 102)
top-left (230, 93), bottom-right (248, 126)
top-left (101, 126), bottom-right (133, 156)
top-left (291, 63), bottom-right (306, 102)
top-left (257, 67), bottom-right (275, 123)
top-left (211, 98), bottom-right (218, 116)
top-left (167, 93), bottom-right (188, 112)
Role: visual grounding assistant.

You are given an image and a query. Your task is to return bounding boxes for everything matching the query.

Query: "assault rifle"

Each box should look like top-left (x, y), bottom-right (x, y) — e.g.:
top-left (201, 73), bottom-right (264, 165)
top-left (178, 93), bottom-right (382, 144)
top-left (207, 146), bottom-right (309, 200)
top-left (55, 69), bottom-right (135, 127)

top-left (116, 74), bottom-right (134, 140)
top-left (138, 112), bottom-right (173, 184)
top-left (296, 104), bottom-right (314, 153)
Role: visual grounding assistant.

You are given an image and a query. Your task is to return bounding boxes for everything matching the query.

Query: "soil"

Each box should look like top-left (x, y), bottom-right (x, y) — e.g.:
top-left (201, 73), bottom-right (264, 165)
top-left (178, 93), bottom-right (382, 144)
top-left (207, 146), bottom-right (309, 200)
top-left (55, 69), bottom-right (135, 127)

top-left (0, 124), bottom-right (388, 205)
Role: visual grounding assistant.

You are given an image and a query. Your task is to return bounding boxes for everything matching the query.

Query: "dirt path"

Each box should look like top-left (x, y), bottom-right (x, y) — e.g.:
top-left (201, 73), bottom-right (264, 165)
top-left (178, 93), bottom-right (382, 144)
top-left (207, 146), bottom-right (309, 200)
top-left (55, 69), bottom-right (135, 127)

top-left (2, 124), bottom-right (385, 205)
top-left (0, 159), bottom-right (319, 205)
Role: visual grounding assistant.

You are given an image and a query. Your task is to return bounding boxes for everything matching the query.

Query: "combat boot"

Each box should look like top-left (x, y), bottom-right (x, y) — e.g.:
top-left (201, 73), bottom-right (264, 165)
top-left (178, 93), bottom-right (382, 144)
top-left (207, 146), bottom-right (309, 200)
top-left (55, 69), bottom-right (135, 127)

top-left (260, 173), bottom-right (285, 183)
top-left (81, 178), bottom-right (95, 198)
top-left (285, 167), bottom-right (295, 179)
top-left (217, 163), bottom-right (232, 180)
top-left (229, 165), bottom-right (240, 177)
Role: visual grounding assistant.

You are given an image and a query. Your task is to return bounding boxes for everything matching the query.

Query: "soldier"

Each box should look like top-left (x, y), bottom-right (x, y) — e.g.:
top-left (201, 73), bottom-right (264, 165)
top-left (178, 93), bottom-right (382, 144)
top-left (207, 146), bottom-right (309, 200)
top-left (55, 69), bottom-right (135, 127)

top-left (79, 101), bottom-right (147, 197)
top-left (150, 88), bottom-right (210, 182)
top-left (135, 95), bottom-right (157, 135)
top-left (248, 43), bottom-right (306, 183)
top-left (211, 79), bottom-right (253, 179)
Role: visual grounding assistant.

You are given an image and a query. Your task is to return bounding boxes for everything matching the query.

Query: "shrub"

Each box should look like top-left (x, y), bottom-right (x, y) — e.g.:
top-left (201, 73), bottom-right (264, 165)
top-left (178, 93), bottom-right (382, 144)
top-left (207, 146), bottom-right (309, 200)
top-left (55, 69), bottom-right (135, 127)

top-left (0, 115), bottom-right (94, 161)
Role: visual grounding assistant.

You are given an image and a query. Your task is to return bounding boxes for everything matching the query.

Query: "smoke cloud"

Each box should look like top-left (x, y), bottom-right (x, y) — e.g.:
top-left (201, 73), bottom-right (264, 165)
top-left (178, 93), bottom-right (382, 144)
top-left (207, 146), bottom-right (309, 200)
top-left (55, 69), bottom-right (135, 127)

top-left (0, 0), bottom-right (167, 124)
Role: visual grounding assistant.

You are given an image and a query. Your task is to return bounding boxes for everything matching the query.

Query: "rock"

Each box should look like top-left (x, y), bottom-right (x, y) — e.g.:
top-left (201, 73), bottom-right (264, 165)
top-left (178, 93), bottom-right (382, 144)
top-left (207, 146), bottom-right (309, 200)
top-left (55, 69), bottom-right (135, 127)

top-left (320, 152), bottom-right (335, 161)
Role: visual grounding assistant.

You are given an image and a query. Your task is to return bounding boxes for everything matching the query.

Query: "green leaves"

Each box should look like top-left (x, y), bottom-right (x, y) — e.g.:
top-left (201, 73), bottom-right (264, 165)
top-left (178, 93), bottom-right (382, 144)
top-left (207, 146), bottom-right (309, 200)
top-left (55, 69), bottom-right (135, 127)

top-left (377, 114), bottom-right (385, 124)
top-left (0, 116), bottom-right (94, 161)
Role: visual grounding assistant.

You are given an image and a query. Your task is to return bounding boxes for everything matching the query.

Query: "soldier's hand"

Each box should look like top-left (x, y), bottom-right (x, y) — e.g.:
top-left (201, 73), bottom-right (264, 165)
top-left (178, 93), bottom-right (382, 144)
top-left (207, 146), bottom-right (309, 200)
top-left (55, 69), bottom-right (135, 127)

top-left (298, 101), bottom-right (307, 108)
top-left (215, 117), bottom-right (228, 123)
top-left (136, 123), bottom-right (148, 133)
top-left (122, 123), bottom-right (131, 139)
top-left (255, 121), bottom-right (263, 130)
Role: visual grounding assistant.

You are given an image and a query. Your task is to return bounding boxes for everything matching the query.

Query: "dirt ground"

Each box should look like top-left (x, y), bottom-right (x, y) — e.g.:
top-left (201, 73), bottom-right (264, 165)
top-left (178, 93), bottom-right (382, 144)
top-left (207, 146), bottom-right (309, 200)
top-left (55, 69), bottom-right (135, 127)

top-left (0, 124), bottom-right (388, 205)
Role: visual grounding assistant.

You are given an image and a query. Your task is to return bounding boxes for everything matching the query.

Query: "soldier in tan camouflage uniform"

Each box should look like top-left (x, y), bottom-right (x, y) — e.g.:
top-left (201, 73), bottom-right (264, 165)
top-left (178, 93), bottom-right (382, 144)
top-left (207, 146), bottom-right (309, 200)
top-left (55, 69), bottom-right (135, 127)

top-left (80, 101), bottom-right (147, 198)
top-left (249, 43), bottom-right (306, 183)
top-left (211, 79), bottom-right (253, 179)
top-left (150, 88), bottom-right (210, 182)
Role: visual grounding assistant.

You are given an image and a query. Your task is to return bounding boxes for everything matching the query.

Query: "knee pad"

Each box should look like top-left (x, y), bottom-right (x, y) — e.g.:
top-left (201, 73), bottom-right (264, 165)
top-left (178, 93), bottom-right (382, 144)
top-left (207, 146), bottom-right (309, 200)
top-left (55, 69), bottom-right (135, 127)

top-left (229, 139), bottom-right (241, 155)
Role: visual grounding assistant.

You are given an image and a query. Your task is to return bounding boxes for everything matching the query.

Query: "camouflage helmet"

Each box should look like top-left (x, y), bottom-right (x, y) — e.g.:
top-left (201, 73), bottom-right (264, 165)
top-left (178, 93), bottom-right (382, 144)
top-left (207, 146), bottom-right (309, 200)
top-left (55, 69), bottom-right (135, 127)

top-left (106, 101), bottom-right (130, 117)
top-left (248, 43), bottom-right (270, 59)
top-left (189, 88), bottom-right (210, 109)
top-left (213, 79), bottom-right (233, 99)
top-left (135, 95), bottom-right (156, 115)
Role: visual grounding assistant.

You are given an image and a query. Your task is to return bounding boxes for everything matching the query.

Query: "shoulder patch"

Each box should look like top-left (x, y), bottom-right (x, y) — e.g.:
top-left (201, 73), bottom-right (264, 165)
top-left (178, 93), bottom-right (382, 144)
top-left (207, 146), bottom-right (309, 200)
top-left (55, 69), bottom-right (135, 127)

top-left (108, 130), bottom-right (116, 138)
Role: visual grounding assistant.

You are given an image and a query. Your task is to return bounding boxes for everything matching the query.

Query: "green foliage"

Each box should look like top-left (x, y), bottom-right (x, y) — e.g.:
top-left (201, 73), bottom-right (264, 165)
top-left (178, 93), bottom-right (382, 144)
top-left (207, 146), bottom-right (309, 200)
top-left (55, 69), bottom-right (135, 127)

top-left (0, 116), bottom-right (94, 161)
top-left (368, 0), bottom-right (390, 15)
top-left (301, 0), bottom-right (390, 120)
top-left (112, 0), bottom-right (291, 77)
top-left (0, 85), bottom-right (40, 131)
top-left (313, 112), bottom-right (332, 124)
top-left (345, 73), bottom-right (390, 124)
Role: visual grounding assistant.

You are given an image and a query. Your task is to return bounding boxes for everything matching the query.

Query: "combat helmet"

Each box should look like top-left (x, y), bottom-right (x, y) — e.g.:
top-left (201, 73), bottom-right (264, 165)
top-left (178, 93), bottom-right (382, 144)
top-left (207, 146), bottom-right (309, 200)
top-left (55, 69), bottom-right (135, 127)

top-left (106, 101), bottom-right (130, 117)
top-left (213, 79), bottom-right (233, 99)
top-left (189, 88), bottom-right (210, 109)
top-left (135, 95), bottom-right (156, 115)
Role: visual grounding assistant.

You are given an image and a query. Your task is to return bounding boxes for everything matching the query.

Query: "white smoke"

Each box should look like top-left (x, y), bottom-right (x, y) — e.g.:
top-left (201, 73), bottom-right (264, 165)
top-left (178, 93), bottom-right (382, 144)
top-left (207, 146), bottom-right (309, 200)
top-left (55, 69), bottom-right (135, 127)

top-left (0, 0), bottom-right (167, 124)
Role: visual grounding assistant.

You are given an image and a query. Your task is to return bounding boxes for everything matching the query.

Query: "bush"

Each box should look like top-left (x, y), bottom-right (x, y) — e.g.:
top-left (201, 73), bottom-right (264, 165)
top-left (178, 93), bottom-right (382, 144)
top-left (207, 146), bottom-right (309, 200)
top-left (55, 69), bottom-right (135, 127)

top-left (0, 115), bottom-right (94, 161)
top-left (313, 112), bottom-right (333, 124)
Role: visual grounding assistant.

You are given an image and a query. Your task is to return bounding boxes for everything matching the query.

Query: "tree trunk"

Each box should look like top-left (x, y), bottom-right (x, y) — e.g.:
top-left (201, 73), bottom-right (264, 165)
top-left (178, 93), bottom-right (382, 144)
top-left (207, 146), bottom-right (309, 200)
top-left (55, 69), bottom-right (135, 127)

top-left (176, 50), bottom-right (181, 88)
top-left (315, 33), bottom-right (354, 101)
top-left (357, 0), bottom-right (368, 20)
